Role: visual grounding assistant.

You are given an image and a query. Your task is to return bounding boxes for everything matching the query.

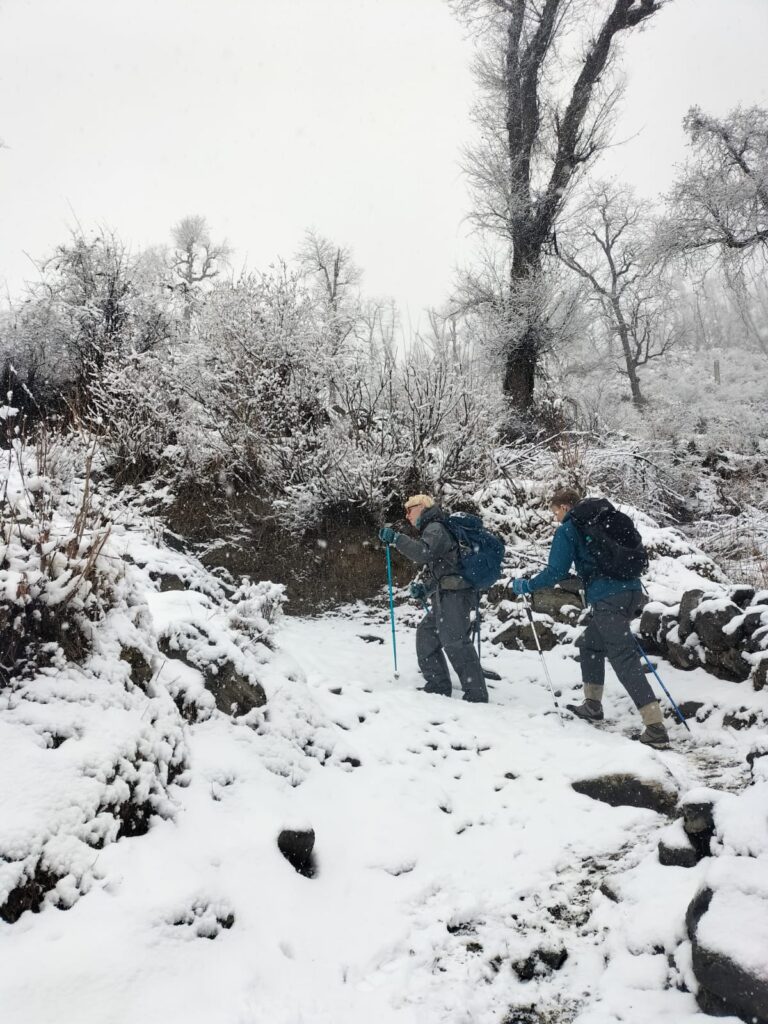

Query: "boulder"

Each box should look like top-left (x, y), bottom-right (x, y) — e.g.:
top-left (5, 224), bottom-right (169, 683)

top-left (723, 708), bottom-right (759, 731)
top-left (702, 646), bottom-right (751, 683)
top-left (531, 586), bottom-right (583, 624)
top-left (677, 700), bottom-right (706, 721)
top-left (681, 797), bottom-right (715, 859)
top-left (678, 589), bottom-right (705, 641)
top-left (665, 635), bottom-right (701, 671)
top-left (743, 605), bottom-right (768, 631)
top-left (728, 584), bottom-right (756, 609)
top-left (158, 636), bottom-right (266, 716)
top-left (638, 608), bottom-right (676, 654)
top-left (119, 646), bottom-right (154, 688)
top-left (692, 600), bottom-right (745, 652)
top-left (486, 583), bottom-right (507, 606)
top-left (277, 828), bottom-right (316, 878)
top-left (687, 886), bottom-right (768, 1024)
top-left (492, 619), bottom-right (559, 652)
top-left (746, 624), bottom-right (768, 654)
top-left (571, 773), bottom-right (677, 816)
top-left (153, 572), bottom-right (187, 593)
top-left (204, 662), bottom-right (267, 716)
top-left (658, 820), bottom-right (699, 868)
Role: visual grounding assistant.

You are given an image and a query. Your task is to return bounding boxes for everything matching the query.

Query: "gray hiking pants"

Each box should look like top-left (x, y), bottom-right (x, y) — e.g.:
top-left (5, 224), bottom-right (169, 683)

top-left (577, 590), bottom-right (655, 709)
top-left (416, 589), bottom-right (488, 703)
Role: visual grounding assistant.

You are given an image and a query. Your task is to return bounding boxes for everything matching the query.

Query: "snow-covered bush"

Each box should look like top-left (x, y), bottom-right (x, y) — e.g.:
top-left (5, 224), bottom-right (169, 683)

top-left (84, 265), bottom-right (503, 534)
top-left (0, 413), bottom-right (110, 683)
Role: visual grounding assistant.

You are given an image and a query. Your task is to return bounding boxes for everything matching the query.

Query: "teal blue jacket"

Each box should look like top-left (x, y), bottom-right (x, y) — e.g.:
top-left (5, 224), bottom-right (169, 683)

top-left (517, 512), bottom-right (641, 605)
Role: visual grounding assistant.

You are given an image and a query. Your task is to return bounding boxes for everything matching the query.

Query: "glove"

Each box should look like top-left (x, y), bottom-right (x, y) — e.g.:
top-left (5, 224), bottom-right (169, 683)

top-left (511, 578), bottom-right (530, 596)
top-left (409, 581), bottom-right (427, 601)
top-left (378, 526), bottom-right (398, 544)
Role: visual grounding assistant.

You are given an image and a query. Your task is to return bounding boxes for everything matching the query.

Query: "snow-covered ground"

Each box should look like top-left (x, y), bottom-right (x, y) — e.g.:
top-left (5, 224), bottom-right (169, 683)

top-left (2, 515), bottom-right (766, 1024)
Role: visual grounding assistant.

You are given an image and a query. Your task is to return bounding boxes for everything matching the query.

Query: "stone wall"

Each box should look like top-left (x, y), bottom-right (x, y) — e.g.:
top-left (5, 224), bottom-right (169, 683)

top-left (638, 586), bottom-right (768, 690)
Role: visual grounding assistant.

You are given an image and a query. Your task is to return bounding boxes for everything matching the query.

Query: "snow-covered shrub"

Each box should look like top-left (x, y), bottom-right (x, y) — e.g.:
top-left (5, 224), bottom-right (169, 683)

top-left (87, 349), bottom-right (199, 485)
top-left (227, 579), bottom-right (285, 643)
top-left (1, 231), bottom-right (176, 417)
top-left (0, 413), bottom-right (111, 683)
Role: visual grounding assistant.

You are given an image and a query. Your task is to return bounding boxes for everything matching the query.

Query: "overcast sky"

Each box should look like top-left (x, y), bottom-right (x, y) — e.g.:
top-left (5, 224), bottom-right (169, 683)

top-left (1, 0), bottom-right (767, 324)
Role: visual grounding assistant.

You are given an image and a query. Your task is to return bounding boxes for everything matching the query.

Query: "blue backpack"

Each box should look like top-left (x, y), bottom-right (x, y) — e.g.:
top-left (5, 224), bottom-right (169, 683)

top-left (443, 513), bottom-right (506, 590)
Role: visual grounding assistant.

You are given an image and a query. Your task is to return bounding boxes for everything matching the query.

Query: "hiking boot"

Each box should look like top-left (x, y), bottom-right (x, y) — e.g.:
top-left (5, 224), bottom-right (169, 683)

top-left (565, 698), bottom-right (604, 722)
top-left (638, 723), bottom-right (670, 749)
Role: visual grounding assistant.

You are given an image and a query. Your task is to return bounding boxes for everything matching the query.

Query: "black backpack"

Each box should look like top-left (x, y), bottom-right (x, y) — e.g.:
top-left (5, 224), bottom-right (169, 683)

top-left (568, 498), bottom-right (649, 581)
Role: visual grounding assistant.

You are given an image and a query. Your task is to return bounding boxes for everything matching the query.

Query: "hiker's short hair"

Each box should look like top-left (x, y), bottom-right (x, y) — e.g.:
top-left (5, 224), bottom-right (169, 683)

top-left (550, 487), bottom-right (582, 509)
top-left (405, 494), bottom-right (435, 511)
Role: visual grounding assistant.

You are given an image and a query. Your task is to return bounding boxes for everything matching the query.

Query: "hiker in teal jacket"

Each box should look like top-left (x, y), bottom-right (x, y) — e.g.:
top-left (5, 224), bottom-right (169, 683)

top-left (510, 487), bottom-right (669, 749)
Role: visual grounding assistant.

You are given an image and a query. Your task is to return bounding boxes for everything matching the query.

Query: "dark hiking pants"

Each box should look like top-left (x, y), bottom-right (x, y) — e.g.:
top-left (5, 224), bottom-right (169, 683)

top-left (577, 590), bottom-right (655, 709)
top-left (416, 589), bottom-right (488, 703)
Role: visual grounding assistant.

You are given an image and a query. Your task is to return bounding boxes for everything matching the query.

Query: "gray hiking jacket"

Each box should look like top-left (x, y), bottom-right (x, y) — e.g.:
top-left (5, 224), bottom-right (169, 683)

top-left (393, 505), bottom-right (470, 594)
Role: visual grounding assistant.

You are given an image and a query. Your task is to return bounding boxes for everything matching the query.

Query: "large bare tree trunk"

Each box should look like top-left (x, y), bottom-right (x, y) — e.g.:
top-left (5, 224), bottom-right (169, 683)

top-left (457, 0), bottom-right (668, 413)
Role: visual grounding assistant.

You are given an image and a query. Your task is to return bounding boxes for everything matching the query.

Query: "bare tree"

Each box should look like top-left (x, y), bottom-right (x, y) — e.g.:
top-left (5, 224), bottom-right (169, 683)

top-left (171, 215), bottom-right (231, 338)
top-left (664, 106), bottom-right (768, 259)
top-left (296, 230), bottom-right (363, 353)
top-left (557, 183), bottom-right (679, 405)
top-left (450, 0), bottom-right (668, 413)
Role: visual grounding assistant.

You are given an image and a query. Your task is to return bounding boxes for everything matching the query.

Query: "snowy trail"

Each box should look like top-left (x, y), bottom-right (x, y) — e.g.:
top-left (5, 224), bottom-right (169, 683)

top-left (2, 603), bottom-right (763, 1024)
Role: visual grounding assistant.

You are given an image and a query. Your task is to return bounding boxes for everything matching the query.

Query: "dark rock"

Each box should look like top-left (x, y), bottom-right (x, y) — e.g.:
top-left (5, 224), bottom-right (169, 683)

top-left (678, 590), bottom-right (705, 641)
top-left (158, 636), bottom-right (267, 716)
top-left (638, 608), bottom-right (676, 654)
top-left (658, 835), bottom-right (699, 868)
top-left (120, 646), bottom-right (154, 689)
top-left (728, 584), bottom-right (756, 609)
top-left (157, 636), bottom-right (186, 664)
top-left (686, 885), bottom-right (712, 940)
top-left (599, 881), bottom-right (619, 903)
top-left (0, 860), bottom-right (64, 923)
top-left (277, 828), bottom-right (316, 878)
top-left (677, 700), bottom-right (705, 720)
top-left (702, 646), bottom-right (751, 683)
top-left (723, 708), bottom-right (759, 731)
top-left (571, 773), bottom-right (677, 816)
top-left (747, 744), bottom-right (768, 777)
top-left (154, 573), bottom-right (187, 593)
top-left (681, 799), bottom-right (715, 858)
top-left (665, 637), bottom-right (700, 671)
top-left (693, 601), bottom-right (744, 652)
top-left (746, 624), bottom-right (768, 654)
top-left (687, 886), bottom-right (768, 1024)
top-left (492, 620), bottom-right (559, 652)
top-left (511, 946), bottom-right (568, 981)
top-left (204, 662), bottom-right (267, 716)
top-left (530, 587), bottom-right (582, 624)
top-left (162, 529), bottom-right (187, 553)
top-left (742, 608), bottom-right (768, 639)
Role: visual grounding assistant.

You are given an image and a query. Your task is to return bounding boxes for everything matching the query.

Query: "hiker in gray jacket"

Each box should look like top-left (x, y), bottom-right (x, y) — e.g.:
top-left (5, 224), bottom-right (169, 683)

top-left (378, 494), bottom-right (488, 703)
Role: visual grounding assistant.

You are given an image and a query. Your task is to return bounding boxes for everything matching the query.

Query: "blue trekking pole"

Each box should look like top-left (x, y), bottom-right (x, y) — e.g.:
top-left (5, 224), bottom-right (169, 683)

top-left (635, 639), bottom-right (691, 733)
top-left (384, 544), bottom-right (399, 678)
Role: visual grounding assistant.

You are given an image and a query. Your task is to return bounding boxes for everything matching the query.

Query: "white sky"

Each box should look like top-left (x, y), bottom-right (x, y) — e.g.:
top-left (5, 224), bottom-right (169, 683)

top-left (1, 0), bottom-right (767, 323)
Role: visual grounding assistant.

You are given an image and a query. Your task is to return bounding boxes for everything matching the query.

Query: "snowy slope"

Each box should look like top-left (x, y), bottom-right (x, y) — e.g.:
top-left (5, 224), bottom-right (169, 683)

top-left (2, 517), bottom-right (766, 1024)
